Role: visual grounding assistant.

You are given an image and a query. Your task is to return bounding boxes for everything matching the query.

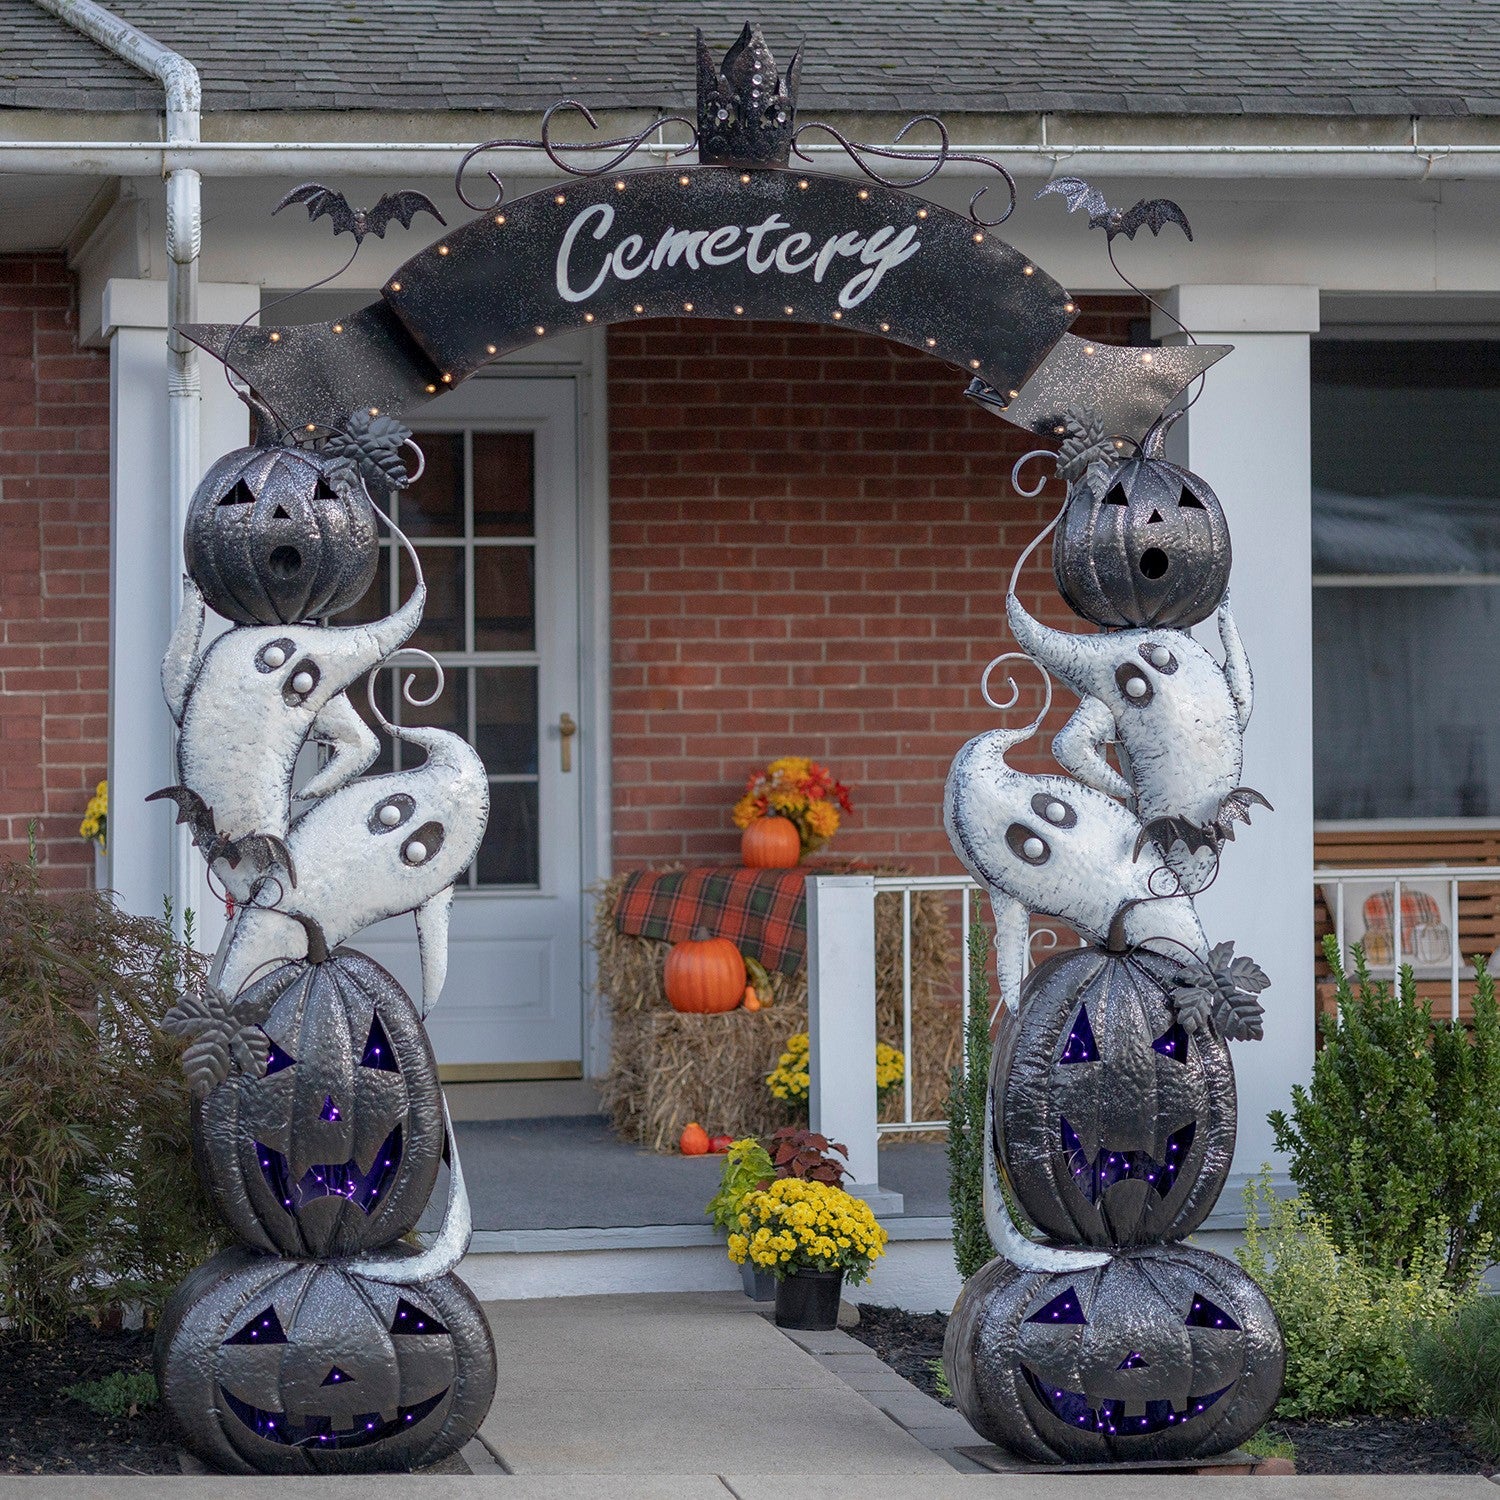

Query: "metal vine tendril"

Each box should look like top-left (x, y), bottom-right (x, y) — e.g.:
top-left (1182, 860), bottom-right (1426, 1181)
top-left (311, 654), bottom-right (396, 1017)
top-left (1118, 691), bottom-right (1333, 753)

top-left (791, 116), bottom-right (1017, 225)
top-left (980, 651), bottom-right (1053, 737)
top-left (455, 102), bottom-right (699, 212)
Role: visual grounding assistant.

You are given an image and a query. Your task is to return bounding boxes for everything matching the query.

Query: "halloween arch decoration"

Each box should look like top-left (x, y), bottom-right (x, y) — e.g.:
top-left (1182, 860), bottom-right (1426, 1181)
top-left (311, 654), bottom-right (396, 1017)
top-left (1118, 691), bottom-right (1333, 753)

top-left (153, 21), bottom-right (1278, 1473)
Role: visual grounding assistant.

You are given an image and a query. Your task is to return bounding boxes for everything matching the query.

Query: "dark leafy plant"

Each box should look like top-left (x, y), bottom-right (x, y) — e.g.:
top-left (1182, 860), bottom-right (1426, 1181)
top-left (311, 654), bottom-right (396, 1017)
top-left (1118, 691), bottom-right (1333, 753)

top-left (1237, 1171), bottom-right (1470, 1419)
top-left (63, 1370), bottom-right (159, 1419)
top-left (1412, 1293), bottom-right (1500, 1459)
top-left (767, 1128), bottom-right (848, 1186)
top-left (1269, 937), bottom-right (1500, 1284)
top-left (946, 920), bottom-right (996, 1280)
top-left (0, 853), bottom-right (221, 1338)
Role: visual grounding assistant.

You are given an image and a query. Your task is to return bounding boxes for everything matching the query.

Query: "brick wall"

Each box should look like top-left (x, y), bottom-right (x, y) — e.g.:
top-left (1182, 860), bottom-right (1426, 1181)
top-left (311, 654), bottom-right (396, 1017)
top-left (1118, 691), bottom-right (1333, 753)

top-left (608, 297), bottom-right (1148, 872)
top-left (0, 255), bottom-right (110, 887)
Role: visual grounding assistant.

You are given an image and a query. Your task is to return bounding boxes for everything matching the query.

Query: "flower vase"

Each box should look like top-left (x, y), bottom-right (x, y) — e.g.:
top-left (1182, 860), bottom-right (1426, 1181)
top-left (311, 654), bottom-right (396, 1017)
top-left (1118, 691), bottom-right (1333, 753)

top-left (774, 1268), bottom-right (843, 1330)
top-left (741, 1259), bottom-right (777, 1301)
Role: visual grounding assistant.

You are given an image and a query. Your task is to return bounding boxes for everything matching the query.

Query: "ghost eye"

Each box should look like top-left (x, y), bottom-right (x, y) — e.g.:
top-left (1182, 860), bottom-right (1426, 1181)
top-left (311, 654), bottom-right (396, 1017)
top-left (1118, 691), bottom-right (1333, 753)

top-left (401, 820), bottom-right (446, 867)
top-left (1059, 1004), bottom-right (1099, 1064)
top-left (1005, 823), bottom-right (1050, 866)
top-left (1186, 1293), bottom-right (1240, 1331)
top-left (224, 1305), bottom-right (288, 1345)
top-left (1139, 644), bottom-right (1178, 674)
top-left (368, 793), bottom-right (415, 834)
top-left (256, 638), bottom-right (295, 674)
top-left (390, 1297), bottom-right (447, 1336)
top-left (1031, 792), bottom-right (1076, 828)
top-left (361, 1013), bottom-right (398, 1072)
top-left (282, 657), bottom-right (320, 703)
top-left (263, 1034), bottom-right (296, 1074)
top-left (1152, 1022), bottom-right (1190, 1063)
top-left (1027, 1287), bottom-right (1087, 1324)
top-left (1178, 484), bottom-right (1206, 510)
top-left (1116, 664), bottom-right (1154, 705)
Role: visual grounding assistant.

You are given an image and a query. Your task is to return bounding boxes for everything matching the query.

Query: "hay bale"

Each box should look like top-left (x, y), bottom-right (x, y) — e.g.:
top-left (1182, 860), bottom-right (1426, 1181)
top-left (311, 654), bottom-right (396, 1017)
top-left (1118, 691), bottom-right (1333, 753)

top-left (593, 869), bottom-right (958, 1151)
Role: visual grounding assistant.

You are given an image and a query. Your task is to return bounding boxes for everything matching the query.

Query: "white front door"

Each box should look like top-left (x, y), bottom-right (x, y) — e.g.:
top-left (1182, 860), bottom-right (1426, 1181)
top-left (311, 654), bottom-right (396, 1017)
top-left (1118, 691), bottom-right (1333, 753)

top-left (346, 377), bottom-right (585, 1077)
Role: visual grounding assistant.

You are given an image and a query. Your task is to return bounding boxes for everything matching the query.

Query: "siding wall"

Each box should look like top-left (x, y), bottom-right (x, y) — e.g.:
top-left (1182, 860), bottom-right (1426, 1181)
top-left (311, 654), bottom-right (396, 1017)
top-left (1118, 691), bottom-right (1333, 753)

top-left (0, 255), bottom-right (109, 886)
top-left (607, 298), bottom-right (1147, 872)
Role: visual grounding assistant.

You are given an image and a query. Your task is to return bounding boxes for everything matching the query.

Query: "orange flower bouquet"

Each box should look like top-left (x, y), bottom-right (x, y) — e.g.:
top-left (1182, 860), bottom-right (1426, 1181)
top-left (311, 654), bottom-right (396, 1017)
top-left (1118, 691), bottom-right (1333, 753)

top-left (732, 757), bottom-right (854, 856)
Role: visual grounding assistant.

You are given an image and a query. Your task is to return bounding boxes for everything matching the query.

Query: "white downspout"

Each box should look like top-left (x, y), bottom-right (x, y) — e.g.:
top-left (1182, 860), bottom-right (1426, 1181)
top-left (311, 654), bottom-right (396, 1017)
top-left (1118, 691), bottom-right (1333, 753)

top-left (35, 0), bottom-right (202, 934)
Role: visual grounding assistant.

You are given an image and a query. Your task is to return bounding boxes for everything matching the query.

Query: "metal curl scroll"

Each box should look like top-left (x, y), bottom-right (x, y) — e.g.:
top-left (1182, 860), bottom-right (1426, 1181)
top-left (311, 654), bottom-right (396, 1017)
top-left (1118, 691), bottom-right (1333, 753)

top-left (455, 103), bottom-right (699, 211)
top-left (792, 115), bottom-right (1016, 225)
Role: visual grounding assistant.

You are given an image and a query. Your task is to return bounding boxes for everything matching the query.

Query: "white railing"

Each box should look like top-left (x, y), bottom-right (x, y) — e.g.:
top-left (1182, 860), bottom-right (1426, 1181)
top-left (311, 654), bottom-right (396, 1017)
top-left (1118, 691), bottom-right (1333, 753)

top-left (806, 871), bottom-right (1080, 1193)
top-left (1315, 864), bottom-right (1500, 1022)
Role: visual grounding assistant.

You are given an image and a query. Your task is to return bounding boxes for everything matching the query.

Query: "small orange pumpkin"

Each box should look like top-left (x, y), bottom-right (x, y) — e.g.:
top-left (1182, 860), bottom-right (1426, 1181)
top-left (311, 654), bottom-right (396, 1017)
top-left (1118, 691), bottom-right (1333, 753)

top-left (741, 815), bottom-right (801, 869)
top-left (665, 927), bottom-right (747, 1014)
top-left (742, 987), bottom-right (761, 1012)
top-left (680, 1122), bottom-right (710, 1155)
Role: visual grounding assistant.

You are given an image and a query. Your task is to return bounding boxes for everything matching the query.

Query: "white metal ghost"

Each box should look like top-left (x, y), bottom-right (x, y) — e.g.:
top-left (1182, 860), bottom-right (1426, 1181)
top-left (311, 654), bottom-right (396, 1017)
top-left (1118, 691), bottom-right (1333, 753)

top-left (943, 694), bottom-right (1209, 1016)
top-left (212, 715), bottom-right (490, 1013)
top-left (155, 575), bottom-right (425, 899)
top-left (1005, 591), bottom-right (1266, 890)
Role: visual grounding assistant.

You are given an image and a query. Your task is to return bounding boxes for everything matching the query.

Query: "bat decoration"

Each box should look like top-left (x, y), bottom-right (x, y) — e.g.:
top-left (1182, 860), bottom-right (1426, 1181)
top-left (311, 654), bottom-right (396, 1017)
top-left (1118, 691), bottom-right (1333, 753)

top-left (272, 182), bottom-right (447, 244)
top-left (1133, 789), bottom-right (1274, 864)
top-left (146, 784), bottom-right (298, 889)
top-left (1037, 176), bottom-right (1193, 243)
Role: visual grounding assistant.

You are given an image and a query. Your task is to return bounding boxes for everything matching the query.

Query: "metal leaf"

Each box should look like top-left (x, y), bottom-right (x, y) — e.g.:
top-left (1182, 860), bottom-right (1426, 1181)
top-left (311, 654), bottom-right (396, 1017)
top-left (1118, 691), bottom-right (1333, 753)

top-left (162, 983), bottom-right (271, 1097)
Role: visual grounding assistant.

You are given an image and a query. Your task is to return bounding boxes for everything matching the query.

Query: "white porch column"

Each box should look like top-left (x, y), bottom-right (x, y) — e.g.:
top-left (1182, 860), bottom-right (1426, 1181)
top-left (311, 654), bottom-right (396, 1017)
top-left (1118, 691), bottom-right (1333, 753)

top-left (103, 278), bottom-right (258, 950)
top-left (1153, 285), bottom-right (1320, 1186)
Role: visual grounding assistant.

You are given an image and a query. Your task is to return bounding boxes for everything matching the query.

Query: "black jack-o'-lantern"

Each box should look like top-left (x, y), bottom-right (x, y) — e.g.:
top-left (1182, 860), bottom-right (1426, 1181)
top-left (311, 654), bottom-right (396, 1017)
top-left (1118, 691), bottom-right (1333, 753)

top-left (993, 946), bottom-right (1235, 1247)
top-left (154, 1245), bottom-right (496, 1474)
top-left (943, 1243), bottom-right (1283, 1464)
top-left (194, 950), bottom-right (443, 1259)
top-left (184, 444), bottom-right (379, 625)
top-left (1052, 446), bottom-right (1231, 629)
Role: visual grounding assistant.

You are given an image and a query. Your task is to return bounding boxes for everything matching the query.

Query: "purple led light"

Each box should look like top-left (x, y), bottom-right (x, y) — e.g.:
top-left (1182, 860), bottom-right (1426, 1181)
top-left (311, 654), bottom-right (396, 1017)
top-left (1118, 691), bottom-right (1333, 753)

top-left (1058, 1003), bottom-right (1099, 1064)
top-left (320, 1095), bottom-right (342, 1123)
top-left (390, 1297), bottom-right (448, 1337)
top-left (1152, 1021), bottom-right (1190, 1063)
top-left (256, 1125), bottom-right (403, 1216)
top-left (219, 1386), bottom-right (447, 1450)
top-left (1021, 1368), bottom-right (1233, 1436)
top-left (1025, 1287), bottom-right (1086, 1325)
top-left (1185, 1293), bottom-right (1241, 1331)
top-left (1060, 1117), bottom-right (1196, 1206)
top-left (361, 1013), bottom-right (399, 1072)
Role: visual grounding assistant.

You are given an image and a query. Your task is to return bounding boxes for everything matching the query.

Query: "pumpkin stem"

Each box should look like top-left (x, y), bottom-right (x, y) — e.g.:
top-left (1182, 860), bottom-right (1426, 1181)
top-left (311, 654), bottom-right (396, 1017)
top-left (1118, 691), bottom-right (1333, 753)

top-left (692, 925), bottom-right (713, 942)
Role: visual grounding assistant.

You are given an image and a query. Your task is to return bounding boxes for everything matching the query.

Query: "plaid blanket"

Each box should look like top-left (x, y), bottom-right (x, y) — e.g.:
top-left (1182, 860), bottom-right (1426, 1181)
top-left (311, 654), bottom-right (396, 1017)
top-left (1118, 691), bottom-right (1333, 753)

top-left (614, 866), bottom-right (811, 976)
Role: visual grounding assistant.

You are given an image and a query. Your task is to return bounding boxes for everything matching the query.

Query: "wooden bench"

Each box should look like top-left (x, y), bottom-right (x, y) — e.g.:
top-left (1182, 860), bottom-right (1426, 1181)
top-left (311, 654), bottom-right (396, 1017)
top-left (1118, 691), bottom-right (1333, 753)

top-left (1313, 825), bottom-right (1500, 1026)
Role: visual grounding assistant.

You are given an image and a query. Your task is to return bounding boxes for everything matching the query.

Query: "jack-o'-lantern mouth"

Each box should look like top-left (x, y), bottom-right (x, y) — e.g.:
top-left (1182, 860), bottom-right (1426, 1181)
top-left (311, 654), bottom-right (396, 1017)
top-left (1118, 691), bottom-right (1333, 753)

top-left (1060, 1117), bottom-right (1194, 1204)
top-left (256, 1126), bottom-right (402, 1215)
top-left (1021, 1366), bottom-right (1231, 1435)
top-left (220, 1384), bottom-right (447, 1448)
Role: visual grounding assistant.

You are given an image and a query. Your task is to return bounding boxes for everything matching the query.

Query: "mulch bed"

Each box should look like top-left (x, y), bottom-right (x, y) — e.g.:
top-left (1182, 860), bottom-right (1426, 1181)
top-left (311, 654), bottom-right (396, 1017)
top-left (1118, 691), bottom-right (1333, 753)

top-left (851, 1303), bottom-right (1495, 1477)
top-left (0, 1322), bottom-right (179, 1475)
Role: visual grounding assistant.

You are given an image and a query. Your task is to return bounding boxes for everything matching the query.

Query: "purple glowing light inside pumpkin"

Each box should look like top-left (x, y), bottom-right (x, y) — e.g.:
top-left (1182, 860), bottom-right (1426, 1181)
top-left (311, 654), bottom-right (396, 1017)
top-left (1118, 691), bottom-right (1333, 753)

top-left (1026, 1287), bottom-right (1086, 1325)
top-left (361, 1013), bottom-right (398, 1072)
top-left (264, 1035), bottom-right (296, 1074)
top-left (1185, 1293), bottom-right (1240, 1330)
top-left (320, 1095), bottom-right (341, 1123)
top-left (1152, 1021), bottom-right (1190, 1063)
top-left (223, 1305), bottom-right (288, 1345)
top-left (1117, 1351), bottom-right (1148, 1369)
top-left (1061, 1117), bottom-right (1195, 1203)
top-left (1058, 1004), bottom-right (1099, 1064)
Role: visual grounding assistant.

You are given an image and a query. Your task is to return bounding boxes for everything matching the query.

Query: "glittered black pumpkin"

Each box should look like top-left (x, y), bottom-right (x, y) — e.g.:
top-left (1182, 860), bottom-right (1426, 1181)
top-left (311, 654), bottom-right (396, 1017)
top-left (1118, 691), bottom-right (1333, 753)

top-left (994, 946), bottom-right (1235, 1247)
top-left (944, 1244), bottom-right (1283, 1464)
top-left (1053, 453), bottom-right (1230, 629)
top-left (155, 1245), bottom-right (496, 1475)
top-left (194, 949), bottom-right (443, 1259)
top-left (184, 445), bottom-right (379, 624)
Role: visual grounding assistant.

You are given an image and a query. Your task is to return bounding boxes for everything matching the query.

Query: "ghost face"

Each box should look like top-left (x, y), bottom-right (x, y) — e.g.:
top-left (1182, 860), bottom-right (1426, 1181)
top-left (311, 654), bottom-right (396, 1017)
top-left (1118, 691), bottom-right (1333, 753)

top-left (154, 1247), bottom-right (496, 1475)
top-left (944, 1244), bottom-right (1283, 1463)
top-left (993, 946), bottom-right (1236, 1245)
top-left (194, 950), bottom-right (443, 1259)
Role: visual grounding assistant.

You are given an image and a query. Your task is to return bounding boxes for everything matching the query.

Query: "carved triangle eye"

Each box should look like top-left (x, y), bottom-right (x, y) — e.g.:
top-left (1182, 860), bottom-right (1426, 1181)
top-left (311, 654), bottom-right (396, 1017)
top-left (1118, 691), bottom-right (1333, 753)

top-left (1059, 1004), bottom-right (1099, 1064)
top-left (390, 1297), bottom-right (447, 1336)
top-left (1178, 485), bottom-right (1206, 509)
top-left (1152, 1022), bottom-right (1190, 1064)
top-left (361, 1014), bottom-right (398, 1072)
top-left (1103, 482), bottom-right (1129, 506)
top-left (1026, 1287), bottom-right (1087, 1325)
top-left (224, 1305), bottom-right (288, 1345)
top-left (1185, 1293), bottom-right (1240, 1331)
top-left (264, 1035), bottom-right (296, 1074)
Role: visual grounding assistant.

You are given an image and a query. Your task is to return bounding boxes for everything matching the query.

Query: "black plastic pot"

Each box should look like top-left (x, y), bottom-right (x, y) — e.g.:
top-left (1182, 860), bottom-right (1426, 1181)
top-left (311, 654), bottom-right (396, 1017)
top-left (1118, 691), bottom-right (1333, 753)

top-left (774, 1268), bottom-right (844, 1330)
top-left (741, 1259), bottom-right (777, 1301)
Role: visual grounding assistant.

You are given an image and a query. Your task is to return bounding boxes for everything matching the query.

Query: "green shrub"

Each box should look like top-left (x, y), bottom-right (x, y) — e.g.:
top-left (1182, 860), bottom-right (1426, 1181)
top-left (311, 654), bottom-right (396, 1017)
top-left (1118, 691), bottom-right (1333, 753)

top-left (0, 855), bottom-right (220, 1337)
top-left (1268, 937), bottom-right (1500, 1284)
top-left (1411, 1293), bottom-right (1500, 1459)
top-left (1236, 1171), bottom-right (1473, 1419)
top-left (63, 1370), bottom-right (158, 1418)
top-left (946, 920), bottom-right (996, 1280)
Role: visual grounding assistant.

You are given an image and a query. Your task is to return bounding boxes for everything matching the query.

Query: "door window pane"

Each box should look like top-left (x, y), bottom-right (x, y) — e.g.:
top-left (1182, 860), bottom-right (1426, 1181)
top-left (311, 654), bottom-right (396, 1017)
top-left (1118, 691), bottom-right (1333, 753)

top-left (473, 548), bottom-right (536, 651)
top-left (400, 432), bottom-right (464, 537)
top-left (400, 544), bottom-right (466, 653)
top-left (474, 432), bottom-right (535, 537)
top-left (475, 666), bottom-right (539, 775)
top-left (477, 782), bottom-right (540, 886)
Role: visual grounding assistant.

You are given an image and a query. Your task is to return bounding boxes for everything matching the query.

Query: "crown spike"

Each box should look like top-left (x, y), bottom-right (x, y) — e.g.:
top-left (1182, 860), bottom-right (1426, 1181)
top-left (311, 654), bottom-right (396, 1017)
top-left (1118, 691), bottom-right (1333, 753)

top-left (697, 22), bottom-right (800, 167)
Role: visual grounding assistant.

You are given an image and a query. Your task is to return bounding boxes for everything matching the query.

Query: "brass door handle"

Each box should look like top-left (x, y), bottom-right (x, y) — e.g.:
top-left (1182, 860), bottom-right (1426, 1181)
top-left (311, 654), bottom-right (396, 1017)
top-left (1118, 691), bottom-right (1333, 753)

top-left (559, 712), bottom-right (577, 773)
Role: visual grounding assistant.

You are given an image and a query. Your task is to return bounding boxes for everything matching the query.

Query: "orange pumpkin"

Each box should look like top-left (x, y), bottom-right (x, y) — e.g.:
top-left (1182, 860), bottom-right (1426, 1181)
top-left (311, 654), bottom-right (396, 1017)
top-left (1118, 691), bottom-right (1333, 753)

top-left (741, 815), bottom-right (801, 869)
top-left (665, 927), bottom-right (747, 1014)
top-left (680, 1122), bottom-right (710, 1155)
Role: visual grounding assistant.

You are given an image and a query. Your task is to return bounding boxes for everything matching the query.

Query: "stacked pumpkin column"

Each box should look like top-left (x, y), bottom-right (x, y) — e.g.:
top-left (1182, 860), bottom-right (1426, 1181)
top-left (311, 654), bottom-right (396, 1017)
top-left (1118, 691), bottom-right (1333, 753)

top-left (150, 430), bottom-right (496, 1474)
top-left (942, 420), bottom-right (1286, 1464)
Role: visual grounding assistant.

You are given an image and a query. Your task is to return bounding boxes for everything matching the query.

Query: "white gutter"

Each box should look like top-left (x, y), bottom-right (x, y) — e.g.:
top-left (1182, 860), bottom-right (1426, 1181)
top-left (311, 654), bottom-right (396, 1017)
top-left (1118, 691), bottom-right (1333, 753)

top-left (3, 139), bottom-right (1500, 179)
top-left (34, 0), bottom-right (201, 935)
